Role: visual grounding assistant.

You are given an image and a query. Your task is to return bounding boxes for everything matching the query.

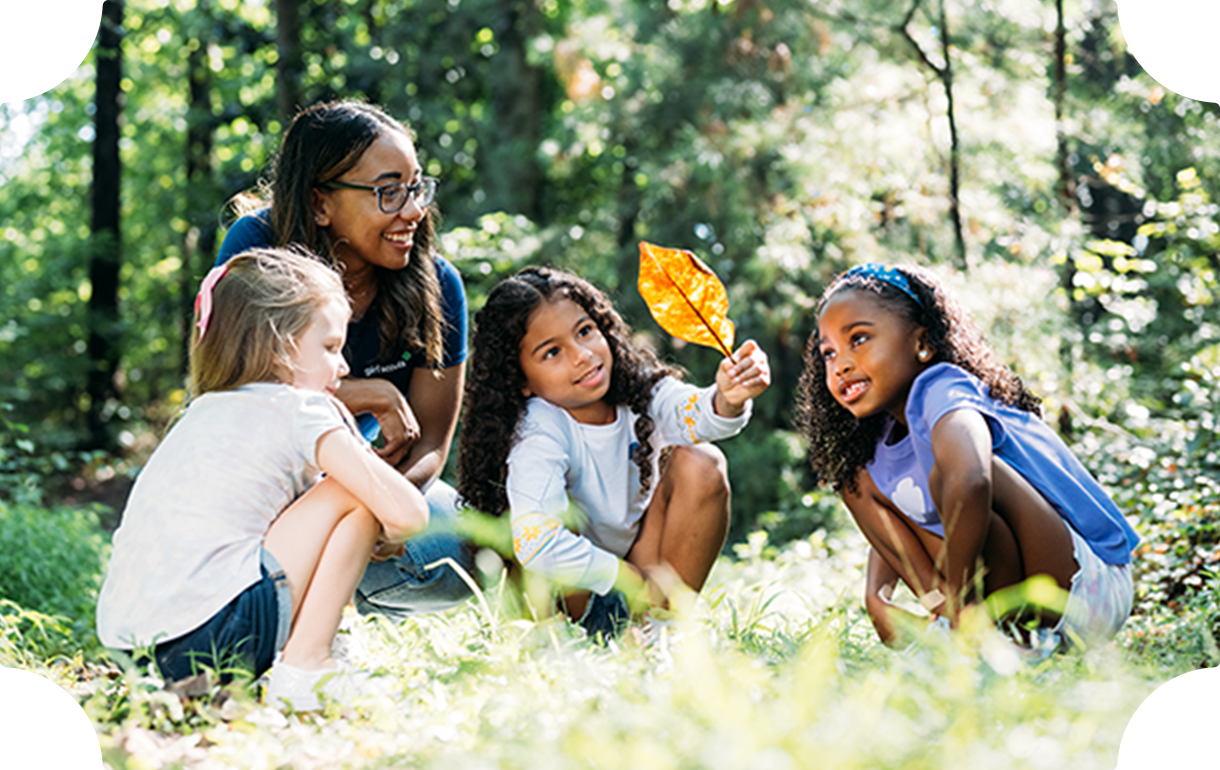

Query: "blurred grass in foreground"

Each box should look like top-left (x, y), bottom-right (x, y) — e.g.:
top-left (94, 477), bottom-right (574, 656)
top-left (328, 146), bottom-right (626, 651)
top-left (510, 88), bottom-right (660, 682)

top-left (3, 528), bottom-right (1182, 770)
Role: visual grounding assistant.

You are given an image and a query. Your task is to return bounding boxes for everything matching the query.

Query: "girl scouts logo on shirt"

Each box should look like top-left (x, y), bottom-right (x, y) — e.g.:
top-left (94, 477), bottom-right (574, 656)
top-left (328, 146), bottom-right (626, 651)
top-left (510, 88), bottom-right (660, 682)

top-left (675, 393), bottom-right (701, 443)
top-left (891, 477), bottom-right (928, 518)
top-left (361, 351), bottom-right (413, 378)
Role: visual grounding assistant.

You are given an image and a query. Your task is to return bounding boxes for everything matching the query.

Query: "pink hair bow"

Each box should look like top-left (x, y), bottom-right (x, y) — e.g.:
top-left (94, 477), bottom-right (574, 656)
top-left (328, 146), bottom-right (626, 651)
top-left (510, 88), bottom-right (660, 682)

top-left (194, 264), bottom-right (230, 344)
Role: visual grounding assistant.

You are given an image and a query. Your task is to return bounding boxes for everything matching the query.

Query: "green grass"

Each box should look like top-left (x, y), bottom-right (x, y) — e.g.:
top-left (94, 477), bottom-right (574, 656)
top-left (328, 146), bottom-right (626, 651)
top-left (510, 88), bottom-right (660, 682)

top-left (6, 527), bottom-right (1187, 770)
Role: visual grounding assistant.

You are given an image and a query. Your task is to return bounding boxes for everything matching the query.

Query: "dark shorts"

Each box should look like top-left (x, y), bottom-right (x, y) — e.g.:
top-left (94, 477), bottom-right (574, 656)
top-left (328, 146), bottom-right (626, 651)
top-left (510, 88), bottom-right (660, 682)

top-left (152, 549), bottom-right (291, 683)
top-left (577, 590), bottom-right (630, 642)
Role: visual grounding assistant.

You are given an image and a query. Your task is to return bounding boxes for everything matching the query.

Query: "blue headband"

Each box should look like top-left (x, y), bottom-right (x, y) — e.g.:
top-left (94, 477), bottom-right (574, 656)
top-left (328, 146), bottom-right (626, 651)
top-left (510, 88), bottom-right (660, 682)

top-left (843, 264), bottom-right (922, 307)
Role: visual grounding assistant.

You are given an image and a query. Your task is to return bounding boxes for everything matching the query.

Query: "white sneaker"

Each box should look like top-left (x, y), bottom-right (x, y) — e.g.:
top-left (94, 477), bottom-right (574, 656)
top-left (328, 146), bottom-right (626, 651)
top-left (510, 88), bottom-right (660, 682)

top-left (264, 661), bottom-right (373, 712)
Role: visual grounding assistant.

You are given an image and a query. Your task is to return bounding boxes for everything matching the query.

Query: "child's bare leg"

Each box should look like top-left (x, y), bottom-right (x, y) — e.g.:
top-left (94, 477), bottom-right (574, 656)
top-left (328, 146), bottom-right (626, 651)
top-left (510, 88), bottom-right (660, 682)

top-left (557, 591), bottom-right (590, 621)
top-left (626, 445), bottom-right (730, 596)
top-left (976, 511), bottom-right (1022, 596)
top-left (928, 457), bottom-right (1075, 622)
top-left (263, 477), bottom-right (379, 669)
top-left (988, 457), bottom-right (1076, 589)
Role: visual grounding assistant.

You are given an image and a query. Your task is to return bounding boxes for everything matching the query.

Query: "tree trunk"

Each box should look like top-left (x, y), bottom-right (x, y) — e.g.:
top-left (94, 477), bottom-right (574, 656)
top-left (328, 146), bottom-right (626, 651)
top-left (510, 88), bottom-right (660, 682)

top-left (275, 0), bottom-right (303, 120)
top-left (181, 33), bottom-right (218, 374)
top-left (1053, 0), bottom-right (1075, 212)
top-left (937, 0), bottom-right (965, 269)
top-left (86, 0), bottom-right (124, 450)
top-left (485, 0), bottom-right (543, 221)
top-left (900, 0), bottom-right (966, 269)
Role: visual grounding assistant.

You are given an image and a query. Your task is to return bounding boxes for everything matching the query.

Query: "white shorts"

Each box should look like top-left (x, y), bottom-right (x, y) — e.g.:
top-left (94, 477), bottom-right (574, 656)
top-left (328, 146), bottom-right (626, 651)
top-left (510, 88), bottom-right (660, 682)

top-left (1054, 524), bottom-right (1134, 647)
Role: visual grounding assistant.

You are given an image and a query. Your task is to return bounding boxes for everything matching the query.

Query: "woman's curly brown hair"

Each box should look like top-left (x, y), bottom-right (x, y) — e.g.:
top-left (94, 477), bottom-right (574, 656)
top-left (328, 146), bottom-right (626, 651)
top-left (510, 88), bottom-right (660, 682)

top-left (457, 266), bottom-right (680, 517)
top-left (797, 264), bottom-right (1042, 495)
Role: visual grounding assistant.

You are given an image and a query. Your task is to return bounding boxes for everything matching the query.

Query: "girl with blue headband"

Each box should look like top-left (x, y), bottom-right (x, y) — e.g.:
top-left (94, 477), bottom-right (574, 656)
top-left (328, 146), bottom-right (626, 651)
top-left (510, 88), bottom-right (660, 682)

top-left (799, 263), bottom-right (1138, 652)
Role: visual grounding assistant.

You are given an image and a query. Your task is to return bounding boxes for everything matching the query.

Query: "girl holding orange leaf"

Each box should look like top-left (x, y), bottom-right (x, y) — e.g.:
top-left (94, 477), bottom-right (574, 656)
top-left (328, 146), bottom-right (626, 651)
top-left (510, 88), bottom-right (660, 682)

top-left (457, 266), bottom-right (770, 637)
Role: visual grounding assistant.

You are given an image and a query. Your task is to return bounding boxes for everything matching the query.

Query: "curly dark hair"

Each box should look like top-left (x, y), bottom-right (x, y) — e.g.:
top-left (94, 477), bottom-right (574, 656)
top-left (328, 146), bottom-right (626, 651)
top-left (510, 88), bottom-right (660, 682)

top-left (457, 266), bottom-right (680, 517)
top-left (797, 264), bottom-right (1042, 494)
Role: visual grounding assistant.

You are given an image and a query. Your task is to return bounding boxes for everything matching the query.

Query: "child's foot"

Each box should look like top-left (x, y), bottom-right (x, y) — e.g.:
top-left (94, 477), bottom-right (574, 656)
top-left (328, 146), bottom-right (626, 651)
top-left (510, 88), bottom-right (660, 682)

top-left (264, 661), bottom-right (374, 712)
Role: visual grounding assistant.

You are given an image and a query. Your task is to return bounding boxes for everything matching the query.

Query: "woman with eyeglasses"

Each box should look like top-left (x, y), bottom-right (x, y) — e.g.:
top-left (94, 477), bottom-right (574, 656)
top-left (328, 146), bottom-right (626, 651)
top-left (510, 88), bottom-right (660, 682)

top-left (216, 99), bottom-right (473, 618)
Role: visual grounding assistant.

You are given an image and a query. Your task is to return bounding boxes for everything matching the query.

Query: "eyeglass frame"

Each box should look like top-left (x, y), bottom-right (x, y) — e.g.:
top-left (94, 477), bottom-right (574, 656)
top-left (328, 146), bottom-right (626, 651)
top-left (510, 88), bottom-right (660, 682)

top-left (322, 175), bottom-right (439, 214)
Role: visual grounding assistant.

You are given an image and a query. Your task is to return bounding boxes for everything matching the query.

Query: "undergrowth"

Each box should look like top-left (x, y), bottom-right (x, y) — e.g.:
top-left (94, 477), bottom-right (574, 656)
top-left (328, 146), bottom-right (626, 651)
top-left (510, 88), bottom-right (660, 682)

top-left (1, 527), bottom-right (1191, 770)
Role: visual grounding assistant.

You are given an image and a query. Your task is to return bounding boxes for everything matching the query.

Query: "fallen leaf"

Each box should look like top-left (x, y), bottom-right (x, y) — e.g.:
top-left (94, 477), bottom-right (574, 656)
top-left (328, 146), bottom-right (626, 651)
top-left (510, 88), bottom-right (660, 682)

top-left (638, 241), bottom-right (735, 357)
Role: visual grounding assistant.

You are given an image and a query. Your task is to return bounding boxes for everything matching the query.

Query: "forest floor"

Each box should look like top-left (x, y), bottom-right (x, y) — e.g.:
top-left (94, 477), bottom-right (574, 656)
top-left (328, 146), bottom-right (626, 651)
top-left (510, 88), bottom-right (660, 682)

top-left (26, 527), bottom-right (1185, 770)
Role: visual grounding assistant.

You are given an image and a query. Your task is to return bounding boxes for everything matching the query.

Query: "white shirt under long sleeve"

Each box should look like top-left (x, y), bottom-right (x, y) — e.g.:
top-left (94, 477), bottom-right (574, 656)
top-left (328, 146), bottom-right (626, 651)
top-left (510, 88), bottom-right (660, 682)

top-left (505, 377), bottom-right (751, 595)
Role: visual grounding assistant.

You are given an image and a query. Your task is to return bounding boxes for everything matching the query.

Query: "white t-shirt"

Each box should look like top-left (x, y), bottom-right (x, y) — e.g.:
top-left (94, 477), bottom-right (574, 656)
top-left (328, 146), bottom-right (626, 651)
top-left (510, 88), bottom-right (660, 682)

top-left (505, 378), bottom-right (751, 595)
top-left (97, 383), bottom-right (347, 648)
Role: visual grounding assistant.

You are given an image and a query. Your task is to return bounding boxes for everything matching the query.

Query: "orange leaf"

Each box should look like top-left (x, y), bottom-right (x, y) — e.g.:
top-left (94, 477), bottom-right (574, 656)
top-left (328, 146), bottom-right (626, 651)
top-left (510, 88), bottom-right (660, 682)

top-left (638, 241), bottom-right (735, 357)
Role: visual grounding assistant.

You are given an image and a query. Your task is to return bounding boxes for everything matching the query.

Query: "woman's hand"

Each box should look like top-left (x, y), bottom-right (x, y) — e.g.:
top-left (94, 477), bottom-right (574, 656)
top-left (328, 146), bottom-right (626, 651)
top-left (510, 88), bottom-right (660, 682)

top-left (713, 339), bottom-right (771, 417)
top-left (334, 377), bottom-right (420, 465)
top-left (371, 536), bottom-right (407, 563)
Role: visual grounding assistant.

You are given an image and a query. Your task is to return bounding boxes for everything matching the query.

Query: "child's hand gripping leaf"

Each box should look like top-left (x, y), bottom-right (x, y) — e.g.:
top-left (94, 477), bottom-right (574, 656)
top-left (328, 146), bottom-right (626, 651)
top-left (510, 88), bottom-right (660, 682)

top-left (638, 241), bottom-right (735, 357)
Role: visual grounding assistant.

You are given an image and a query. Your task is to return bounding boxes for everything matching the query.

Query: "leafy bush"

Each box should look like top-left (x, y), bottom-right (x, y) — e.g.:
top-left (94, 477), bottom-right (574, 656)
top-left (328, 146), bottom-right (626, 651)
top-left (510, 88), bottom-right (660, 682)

top-left (0, 499), bottom-right (108, 650)
top-left (724, 429), bottom-right (836, 544)
top-left (0, 600), bottom-right (81, 665)
top-left (1068, 348), bottom-right (1220, 671)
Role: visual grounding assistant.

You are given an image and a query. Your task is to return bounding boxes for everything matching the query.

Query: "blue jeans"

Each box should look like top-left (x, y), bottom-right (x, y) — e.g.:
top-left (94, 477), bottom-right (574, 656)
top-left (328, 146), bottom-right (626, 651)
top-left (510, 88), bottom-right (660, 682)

top-left (354, 481), bottom-right (476, 620)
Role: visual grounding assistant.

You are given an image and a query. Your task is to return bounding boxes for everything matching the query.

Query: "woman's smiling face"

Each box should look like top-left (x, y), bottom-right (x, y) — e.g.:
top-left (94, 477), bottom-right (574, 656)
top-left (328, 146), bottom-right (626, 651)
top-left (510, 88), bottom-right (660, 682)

top-left (312, 131), bottom-right (425, 275)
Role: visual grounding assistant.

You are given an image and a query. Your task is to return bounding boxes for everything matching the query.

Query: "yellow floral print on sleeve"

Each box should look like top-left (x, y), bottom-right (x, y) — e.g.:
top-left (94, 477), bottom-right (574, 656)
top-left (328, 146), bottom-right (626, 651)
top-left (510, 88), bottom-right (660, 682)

top-left (512, 512), bottom-right (564, 566)
top-left (674, 392), bottom-right (703, 443)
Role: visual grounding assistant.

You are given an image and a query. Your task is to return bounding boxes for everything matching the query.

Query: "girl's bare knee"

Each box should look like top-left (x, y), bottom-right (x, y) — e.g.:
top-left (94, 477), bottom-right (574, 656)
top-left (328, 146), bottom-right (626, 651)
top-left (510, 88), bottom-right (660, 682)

top-left (667, 445), bottom-right (729, 497)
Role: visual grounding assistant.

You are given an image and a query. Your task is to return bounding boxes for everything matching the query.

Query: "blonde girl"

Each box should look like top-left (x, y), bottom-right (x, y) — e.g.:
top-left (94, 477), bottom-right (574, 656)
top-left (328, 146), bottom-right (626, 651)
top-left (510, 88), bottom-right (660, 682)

top-left (97, 248), bottom-right (428, 710)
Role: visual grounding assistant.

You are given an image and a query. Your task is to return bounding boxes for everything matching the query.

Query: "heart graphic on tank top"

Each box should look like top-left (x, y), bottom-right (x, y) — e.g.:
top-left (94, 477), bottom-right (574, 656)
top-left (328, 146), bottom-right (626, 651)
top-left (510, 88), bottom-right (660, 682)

top-left (892, 477), bottom-right (927, 518)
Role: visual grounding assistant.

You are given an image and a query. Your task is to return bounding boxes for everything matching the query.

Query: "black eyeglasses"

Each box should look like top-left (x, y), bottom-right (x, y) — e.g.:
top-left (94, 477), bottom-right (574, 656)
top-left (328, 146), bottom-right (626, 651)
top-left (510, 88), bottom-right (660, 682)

top-left (324, 176), bottom-right (439, 214)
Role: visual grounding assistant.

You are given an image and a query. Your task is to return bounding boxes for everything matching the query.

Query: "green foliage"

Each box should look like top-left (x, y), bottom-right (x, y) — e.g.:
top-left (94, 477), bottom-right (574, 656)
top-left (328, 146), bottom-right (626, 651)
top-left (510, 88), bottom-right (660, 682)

top-left (1075, 349), bottom-right (1220, 672)
top-left (0, 498), bottom-right (108, 648)
top-left (1, 0), bottom-right (1218, 622)
top-left (0, 402), bottom-right (109, 506)
top-left (0, 600), bottom-right (81, 665)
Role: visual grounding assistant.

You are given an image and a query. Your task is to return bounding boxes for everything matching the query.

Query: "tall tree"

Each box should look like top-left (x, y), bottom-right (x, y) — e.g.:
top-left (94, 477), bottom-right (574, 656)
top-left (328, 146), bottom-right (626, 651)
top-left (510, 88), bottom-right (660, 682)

top-left (1053, 0), bottom-right (1075, 213)
top-left (86, 0), bottom-right (124, 449)
top-left (181, 18), bottom-right (219, 373)
top-left (899, 0), bottom-right (966, 268)
top-left (484, 0), bottom-right (544, 221)
top-left (275, 0), bottom-right (303, 119)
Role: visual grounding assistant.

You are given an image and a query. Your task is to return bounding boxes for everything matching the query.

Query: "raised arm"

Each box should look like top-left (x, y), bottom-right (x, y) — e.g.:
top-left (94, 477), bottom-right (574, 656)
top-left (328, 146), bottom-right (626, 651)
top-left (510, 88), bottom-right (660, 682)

top-left (713, 339), bottom-right (771, 417)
